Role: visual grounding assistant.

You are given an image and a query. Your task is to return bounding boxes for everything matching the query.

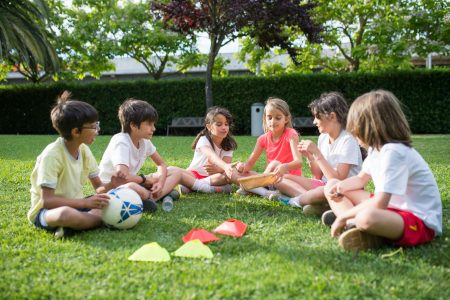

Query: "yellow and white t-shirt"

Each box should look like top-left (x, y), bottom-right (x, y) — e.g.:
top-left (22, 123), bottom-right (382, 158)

top-left (28, 137), bottom-right (99, 223)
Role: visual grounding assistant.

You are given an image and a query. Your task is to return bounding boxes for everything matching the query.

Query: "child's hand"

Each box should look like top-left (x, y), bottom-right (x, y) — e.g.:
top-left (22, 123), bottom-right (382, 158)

top-left (222, 163), bottom-right (234, 179)
top-left (110, 173), bottom-right (127, 188)
top-left (298, 140), bottom-right (319, 155)
top-left (273, 163), bottom-right (289, 179)
top-left (142, 174), bottom-right (156, 189)
top-left (330, 217), bottom-right (346, 238)
top-left (85, 194), bottom-right (110, 209)
top-left (236, 162), bottom-right (246, 173)
top-left (326, 183), bottom-right (344, 202)
top-left (150, 181), bottom-right (163, 199)
top-left (204, 162), bottom-right (222, 175)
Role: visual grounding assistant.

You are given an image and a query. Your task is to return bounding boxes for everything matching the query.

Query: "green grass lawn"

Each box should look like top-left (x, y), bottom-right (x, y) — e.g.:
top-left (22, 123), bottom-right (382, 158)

top-left (1, 135), bottom-right (449, 299)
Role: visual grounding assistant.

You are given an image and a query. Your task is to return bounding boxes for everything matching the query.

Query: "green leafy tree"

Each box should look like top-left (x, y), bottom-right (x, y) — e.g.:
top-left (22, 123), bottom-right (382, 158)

top-left (0, 0), bottom-right (59, 82)
top-left (298, 0), bottom-right (450, 72)
top-left (152, 0), bottom-right (321, 108)
top-left (238, 0), bottom-right (449, 74)
top-left (112, 1), bottom-right (197, 80)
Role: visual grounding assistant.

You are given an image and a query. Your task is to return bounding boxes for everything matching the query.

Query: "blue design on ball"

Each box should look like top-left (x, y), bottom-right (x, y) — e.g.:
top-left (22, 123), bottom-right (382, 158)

top-left (118, 201), bottom-right (144, 223)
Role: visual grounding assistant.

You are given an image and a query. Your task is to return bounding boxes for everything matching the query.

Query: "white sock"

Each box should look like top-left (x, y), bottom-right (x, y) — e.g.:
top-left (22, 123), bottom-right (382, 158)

top-left (248, 187), bottom-right (270, 197)
top-left (199, 177), bottom-right (211, 185)
top-left (192, 180), bottom-right (214, 193)
top-left (289, 195), bottom-right (303, 208)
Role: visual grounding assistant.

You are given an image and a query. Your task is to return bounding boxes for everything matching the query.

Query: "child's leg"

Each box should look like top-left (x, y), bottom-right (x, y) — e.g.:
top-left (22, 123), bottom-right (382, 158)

top-left (153, 171), bottom-right (183, 201)
top-left (121, 182), bottom-right (151, 200)
top-left (299, 186), bottom-right (327, 206)
top-left (284, 174), bottom-right (317, 191)
top-left (44, 207), bottom-right (103, 230)
top-left (208, 173), bottom-right (229, 186)
top-left (265, 160), bottom-right (281, 173)
top-left (275, 178), bottom-right (307, 197)
top-left (354, 208), bottom-right (404, 240)
top-left (324, 179), bottom-right (370, 217)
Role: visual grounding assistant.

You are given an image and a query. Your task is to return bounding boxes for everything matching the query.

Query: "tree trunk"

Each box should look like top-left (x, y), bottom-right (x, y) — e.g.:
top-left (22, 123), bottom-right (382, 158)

top-left (205, 48), bottom-right (215, 109)
top-left (205, 33), bottom-right (221, 109)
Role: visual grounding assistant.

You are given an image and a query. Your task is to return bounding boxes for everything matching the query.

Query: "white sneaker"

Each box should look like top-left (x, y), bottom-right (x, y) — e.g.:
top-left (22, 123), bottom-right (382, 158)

top-left (288, 198), bottom-right (302, 208)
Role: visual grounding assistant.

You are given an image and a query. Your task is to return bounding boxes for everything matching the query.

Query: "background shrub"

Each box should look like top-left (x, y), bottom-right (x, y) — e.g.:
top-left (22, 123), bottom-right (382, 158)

top-left (1, 69), bottom-right (449, 135)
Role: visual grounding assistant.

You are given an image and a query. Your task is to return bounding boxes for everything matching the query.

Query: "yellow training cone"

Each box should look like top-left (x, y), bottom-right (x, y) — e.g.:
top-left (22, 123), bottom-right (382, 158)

top-left (128, 242), bottom-right (171, 262)
top-left (173, 239), bottom-right (213, 259)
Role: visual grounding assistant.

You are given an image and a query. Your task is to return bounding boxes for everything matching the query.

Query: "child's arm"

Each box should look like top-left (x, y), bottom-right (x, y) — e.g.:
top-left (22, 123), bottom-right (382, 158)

top-left (236, 143), bottom-right (263, 173)
top-left (149, 151), bottom-right (167, 198)
top-left (331, 191), bottom-right (392, 237)
top-left (41, 187), bottom-right (109, 210)
top-left (198, 146), bottom-right (235, 178)
top-left (94, 174), bottom-right (127, 194)
top-left (204, 155), bottom-right (232, 175)
top-left (298, 140), bottom-right (322, 178)
top-left (273, 135), bottom-right (302, 177)
top-left (301, 140), bottom-right (352, 181)
top-left (327, 172), bottom-right (369, 199)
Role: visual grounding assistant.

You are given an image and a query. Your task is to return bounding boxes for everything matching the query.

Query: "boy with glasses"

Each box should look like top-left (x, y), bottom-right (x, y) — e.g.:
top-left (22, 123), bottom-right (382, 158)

top-left (28, 91), bottom-right (126, 239)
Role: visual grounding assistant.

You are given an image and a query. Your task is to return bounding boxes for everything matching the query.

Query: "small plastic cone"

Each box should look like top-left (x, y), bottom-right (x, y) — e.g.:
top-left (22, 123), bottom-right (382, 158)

top-left (128, 242), bottom-right (170, 262)
top-left (213, 219), bottom-right (247, 237)
top-left (182, 229), bottom-right (220, 244)
top-left (173, 240), bottom-right (213, 258)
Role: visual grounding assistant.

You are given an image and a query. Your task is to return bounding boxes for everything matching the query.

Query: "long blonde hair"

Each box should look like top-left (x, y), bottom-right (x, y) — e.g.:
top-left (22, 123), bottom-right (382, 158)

top-left (262, 97), bottom-right (293, 133)
top-left (347, 90), bottom-right (412, 150)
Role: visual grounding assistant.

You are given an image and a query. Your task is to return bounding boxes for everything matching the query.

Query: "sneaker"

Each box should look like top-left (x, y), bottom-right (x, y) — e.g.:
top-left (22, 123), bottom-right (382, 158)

top-left (288, 198), bottom-right (302, 208)
top-left (338, 228), bottom-right (386, 251)
top-left (179, 185), bottom-right (192, 194)
top-left (235, 188), bottom-right (250, 196)
top-left (168, 189), bottom-right (181, 201)
top-left (213, 184), bottom-right (232, 194)
top-left (268, 192), bottom-right (302, 208)
top-left (303, 204), bottom-right (328, 217)
top-left (54, 227), bottom-right (74, 239)
top-left (268, 192), bottom-right (288, 204)
top-left (321, 210), bottom-right (337, 226)
top-left (142, 200), bottom-right (158, 213)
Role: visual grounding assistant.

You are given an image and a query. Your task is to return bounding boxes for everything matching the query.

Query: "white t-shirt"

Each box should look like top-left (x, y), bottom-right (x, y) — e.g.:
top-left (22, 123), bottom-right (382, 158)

top-left (99, 133), bottom-right (156, 183)
top-left (317, 130), bottom-right (362, 182)
top-left (187, 136), bottom-right (233, 176)
top-left (362, 143), bottom-right (442, 235)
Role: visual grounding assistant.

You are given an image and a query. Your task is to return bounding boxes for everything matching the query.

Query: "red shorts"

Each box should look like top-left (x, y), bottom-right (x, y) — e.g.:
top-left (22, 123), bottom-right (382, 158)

top-left (311, 179), bottom-right (325, 188)
top-left (190, 170), bottom-right (208, 179)
top-left (387, 208), bottom-right (435, 247)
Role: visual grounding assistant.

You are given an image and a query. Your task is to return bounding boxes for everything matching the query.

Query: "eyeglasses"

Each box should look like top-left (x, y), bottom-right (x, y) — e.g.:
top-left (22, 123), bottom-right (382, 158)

top-left (81, 121), bottom-right (100, 131)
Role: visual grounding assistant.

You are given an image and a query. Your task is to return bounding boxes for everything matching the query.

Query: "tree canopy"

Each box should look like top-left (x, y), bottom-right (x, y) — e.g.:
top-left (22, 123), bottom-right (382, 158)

top-left (152, 0), bottom-right (322, 108)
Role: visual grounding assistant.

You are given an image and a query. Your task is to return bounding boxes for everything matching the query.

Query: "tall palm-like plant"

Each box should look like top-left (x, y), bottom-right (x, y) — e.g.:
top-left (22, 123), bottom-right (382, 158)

top-left (0, 0), bottom-right (59, 80)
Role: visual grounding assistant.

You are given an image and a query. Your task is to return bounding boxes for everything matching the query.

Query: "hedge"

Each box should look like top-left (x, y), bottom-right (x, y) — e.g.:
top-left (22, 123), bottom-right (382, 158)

top-left (1, 69), bottom-right (449, 135)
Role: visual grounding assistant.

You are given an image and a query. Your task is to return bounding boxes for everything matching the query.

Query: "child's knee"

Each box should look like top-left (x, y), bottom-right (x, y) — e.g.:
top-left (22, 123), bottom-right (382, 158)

top-left (355, 208), bottom-right (379, 231)
top-left (266, 160), bottom-right (281, 171)
top-left (324, 179), bottom-right (340, 199)
top-left (51, 206), bottom-right (77, 223)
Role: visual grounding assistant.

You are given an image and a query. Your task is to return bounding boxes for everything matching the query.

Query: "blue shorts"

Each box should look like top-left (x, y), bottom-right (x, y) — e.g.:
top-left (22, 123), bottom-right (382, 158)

top-left (34, 207), bottom-right (91, 232)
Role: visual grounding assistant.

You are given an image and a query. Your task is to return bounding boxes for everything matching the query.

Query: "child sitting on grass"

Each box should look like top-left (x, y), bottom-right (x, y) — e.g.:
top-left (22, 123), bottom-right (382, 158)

top-left (98, 99), bottom-right (182, 212)
top-left (275, 93), bottom-right (362, 217)
top-left (28, 91), bottom-right (124, 239)
top-left (236, 97), bottom-right (302, 198)
top-left (325, 90), bottom-right (442, 251)
top-left (169, 106), bottom-right (238, 194)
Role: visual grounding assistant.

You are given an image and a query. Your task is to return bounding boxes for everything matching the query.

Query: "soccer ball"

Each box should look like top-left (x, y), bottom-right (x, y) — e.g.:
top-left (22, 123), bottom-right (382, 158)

top-left (102, 187), bottom-right (143, 229)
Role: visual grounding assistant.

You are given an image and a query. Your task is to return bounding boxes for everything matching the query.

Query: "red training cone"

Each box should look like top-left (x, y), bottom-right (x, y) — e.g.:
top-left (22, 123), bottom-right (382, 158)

top-left (213, 219), bottom-right (247, 237)
top-left (182, 229), bottom-right (220, 244)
